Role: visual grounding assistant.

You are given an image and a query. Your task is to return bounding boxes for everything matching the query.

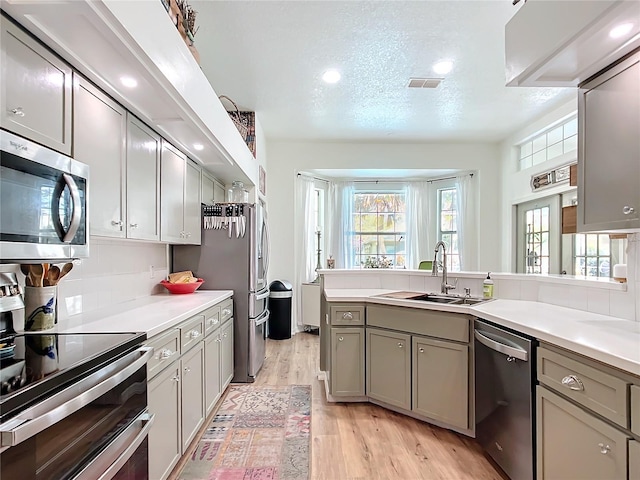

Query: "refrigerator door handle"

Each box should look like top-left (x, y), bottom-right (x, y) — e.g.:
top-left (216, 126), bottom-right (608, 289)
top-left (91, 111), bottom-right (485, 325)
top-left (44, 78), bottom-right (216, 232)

top-left (255, 309), bottom-right (270, 327)
top-left (256, 290), bottom-right (270, 301)
top-left (262, 212), bottom-right (270, 280)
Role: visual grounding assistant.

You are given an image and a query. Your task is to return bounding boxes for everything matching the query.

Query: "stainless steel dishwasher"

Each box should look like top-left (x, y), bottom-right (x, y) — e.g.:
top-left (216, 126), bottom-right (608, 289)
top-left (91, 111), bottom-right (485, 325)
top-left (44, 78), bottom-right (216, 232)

top-left (475, 319), bottom-right (536, 480)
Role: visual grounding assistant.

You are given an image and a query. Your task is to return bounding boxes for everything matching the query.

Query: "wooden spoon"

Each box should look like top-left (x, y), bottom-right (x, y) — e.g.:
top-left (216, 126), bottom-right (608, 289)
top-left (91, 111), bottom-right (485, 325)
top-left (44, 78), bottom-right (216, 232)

top-left (47, 266), bottom-right (61, 286)
top-left (29, 264), bottom-right (44, 287)
top-left (58, 262), bottom-right (73, 282)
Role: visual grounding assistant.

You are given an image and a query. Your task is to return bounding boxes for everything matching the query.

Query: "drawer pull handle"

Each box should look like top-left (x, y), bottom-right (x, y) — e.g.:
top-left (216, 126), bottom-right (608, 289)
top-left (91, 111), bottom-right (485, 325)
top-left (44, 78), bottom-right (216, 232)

top-left (10, 107), bottom-right (25, 117)
top-left (598, 443), bottom-right (610, 455)
top-left (397, 342), bottom-right (404, 348)
top-left (342, 312), bottom-right (354, 320)
top-left (111, 220), bottom-right (123, 227)
top-left (338, 336), bottom-right (344, 342)
top-left (159, 349), bottom-right (174, 360)
top-left (623, 206), bottom-right (635, 215)
top-left (171, 375), bottom-right (180, 383)
top-left (419, 348), bottom-right (424, 353)
top-left (223, 308), bottom-right (232, 316)
top-left (561, 375), bottom-right (584, 391)
top-left (189, 330), bottom-right (201, 339)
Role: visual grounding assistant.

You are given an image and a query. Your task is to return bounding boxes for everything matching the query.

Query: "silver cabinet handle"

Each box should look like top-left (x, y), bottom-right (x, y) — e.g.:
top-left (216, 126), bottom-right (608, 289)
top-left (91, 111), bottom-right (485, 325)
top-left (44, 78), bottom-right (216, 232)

top-left (159, 348), bottom-right (174, 360)
top-left (171, 375), bottom-right (180, 382)
top-left (10, 107), bottom-right (25, 117)
top-left (184, 366), bottom-right (191, 373)
top-left (342, 312), bottom-right (353, 320)
top-left (189, 330), bottom-right (201, 339)
top-left (129, 223), bottom-right (138, 228)
top-left (216, 337), bottom-right (222, 343)
top-left (208, 318), bottom-right (219, 326)
top-left (338, 336), bottom-right (344, 342)
top-left (598, 443), bottom-right (610, 455)
top-left (561, 375), bottom-right (585, 391)
top-left (111, 220), bottom-right (123, 227)
top-left (186, 232), bottom-right (192, 238)
top-left (179, 231), bottom-right (185, 238)
top-left (222, 308), bottom-right (232, 316)
top-left (623, 206), bottom-right (635, 215)
top-left (223, 332), bottom-right (228, 338)
top-left (397, 342), bottom-right (404, 348)
top-left (419, 348), bottom-right (424, 353)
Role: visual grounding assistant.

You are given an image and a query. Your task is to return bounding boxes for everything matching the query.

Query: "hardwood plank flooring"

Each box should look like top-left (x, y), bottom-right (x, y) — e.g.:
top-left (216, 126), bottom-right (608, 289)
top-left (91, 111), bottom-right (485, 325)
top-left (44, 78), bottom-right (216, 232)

top-left (171, 332), bottom-right (505, 480)
top-left (256, 332), bottom-right (504, 480)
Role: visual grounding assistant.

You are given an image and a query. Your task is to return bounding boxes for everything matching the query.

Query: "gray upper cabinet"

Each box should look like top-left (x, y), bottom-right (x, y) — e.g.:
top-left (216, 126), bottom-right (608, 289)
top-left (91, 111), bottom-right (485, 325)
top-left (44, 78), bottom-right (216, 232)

top-left (412, 336), bottom-right (468, 430)
top-left (366, 328), bottom-right (411, 410)
top-left (537, 386), bottom-right (629, 480)
top-left (201, 170), bottom-right (216, 205)
top-left (73, 76), bottom-right (126, 238)
top-left (1, 16), bottom-right (72, 155)
top-left (160, 141), bottom-right (201, 244)
top-left (213, 181), bottom-right (226, 203)
top-left (330, 327), bottom-right (365, 397)
top-left (126, 116), bottom-right (160, 241)
top-left (578, 49), bottom-right (640, 232)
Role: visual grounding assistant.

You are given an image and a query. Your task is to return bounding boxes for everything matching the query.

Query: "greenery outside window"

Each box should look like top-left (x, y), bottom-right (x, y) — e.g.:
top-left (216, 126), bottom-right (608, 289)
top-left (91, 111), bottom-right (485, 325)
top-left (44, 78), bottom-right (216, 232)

top-left (437, 188), bottom-right (460, 272)
top-left (352, 192), bottom-right (406, 268)
top-left (574, 234), bottom-right (611, 278)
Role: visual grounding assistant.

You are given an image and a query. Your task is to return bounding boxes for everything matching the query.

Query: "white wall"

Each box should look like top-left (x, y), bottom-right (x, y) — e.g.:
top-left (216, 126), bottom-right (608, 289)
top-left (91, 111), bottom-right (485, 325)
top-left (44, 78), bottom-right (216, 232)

top-left (266, 140), bottom-right (501, 325)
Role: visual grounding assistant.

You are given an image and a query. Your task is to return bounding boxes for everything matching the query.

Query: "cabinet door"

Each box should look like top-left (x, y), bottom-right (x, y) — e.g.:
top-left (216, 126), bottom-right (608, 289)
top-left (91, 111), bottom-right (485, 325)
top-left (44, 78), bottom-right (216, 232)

top-left (126, 116), bottom-right (160, 241)
top-left (366, 328), bottom-right (411, 410)
top-left (148, 363), bottom-right (181, 480)
top-left (579, 52), bottom-right (640, 231)
top-left (330, 327), bottom-right (364, 397)
top-left (537, 386), bottom-right (629, 480)
top-left (412, 336), bottom-right (468, 429)
top-left (630, 439), bottom-right (640, 480)
top-left (201, 171), bottom-right (215, 205)
top-left (221, 320), bottom-right (234, 388)
top-left (180, 342), bottom-right (205, 452)
top-left (160, 141), bottom-right (186, 243)
top-left (213, 181), bottom-right (226, 203)
top-left (184, 159), bottom-right (201, 244)
top-left (1, 18), bottom-right (72, 155)
top-left (204, 332), bottom-right (222, 415)
top-left (74, 76), bottom-right (126, 237)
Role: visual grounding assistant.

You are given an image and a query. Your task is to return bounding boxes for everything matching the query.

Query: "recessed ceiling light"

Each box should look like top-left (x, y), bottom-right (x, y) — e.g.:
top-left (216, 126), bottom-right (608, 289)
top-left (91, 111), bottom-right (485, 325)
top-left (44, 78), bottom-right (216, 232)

top-left (322, 69), bottom-right (341, 84)
top-left (193, 143), bottom-right (204, 151)
top-left (609, 22), bottom-right (633, 39)
top-left (120, 76), bottom-right (138, 88)
top-left (433, 60), bottom-right (454, 75)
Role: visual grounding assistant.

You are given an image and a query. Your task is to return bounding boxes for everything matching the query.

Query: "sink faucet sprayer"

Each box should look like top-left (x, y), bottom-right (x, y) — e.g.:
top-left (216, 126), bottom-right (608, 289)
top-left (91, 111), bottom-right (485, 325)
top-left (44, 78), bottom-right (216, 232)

top-left (432, 241), bottom-right (456, 294)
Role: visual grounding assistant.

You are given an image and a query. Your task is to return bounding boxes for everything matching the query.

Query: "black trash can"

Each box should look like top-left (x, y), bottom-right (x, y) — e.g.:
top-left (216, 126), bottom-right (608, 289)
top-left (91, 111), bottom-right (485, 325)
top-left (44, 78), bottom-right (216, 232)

top-left (268, 280), bottom-right (293, 340)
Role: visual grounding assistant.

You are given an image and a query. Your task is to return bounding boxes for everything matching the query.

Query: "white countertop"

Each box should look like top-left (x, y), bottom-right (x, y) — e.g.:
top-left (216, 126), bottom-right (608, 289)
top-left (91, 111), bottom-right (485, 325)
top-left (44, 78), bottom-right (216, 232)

top-left (62, 290), bottom-right (233, 338)
top-left (324, 288), bottom-right (640, 377)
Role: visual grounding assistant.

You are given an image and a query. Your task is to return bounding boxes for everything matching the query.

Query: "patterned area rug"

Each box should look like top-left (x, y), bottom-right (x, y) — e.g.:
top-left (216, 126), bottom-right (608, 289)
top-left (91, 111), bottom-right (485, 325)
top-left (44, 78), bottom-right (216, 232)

top-left (178, 384), bottom-right (311, 480)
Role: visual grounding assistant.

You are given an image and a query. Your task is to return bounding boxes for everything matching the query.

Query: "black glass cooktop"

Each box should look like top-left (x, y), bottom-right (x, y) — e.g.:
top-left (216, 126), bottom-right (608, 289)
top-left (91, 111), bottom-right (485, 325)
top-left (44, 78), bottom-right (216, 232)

top-left (0, 331), bottom-right (146, 422)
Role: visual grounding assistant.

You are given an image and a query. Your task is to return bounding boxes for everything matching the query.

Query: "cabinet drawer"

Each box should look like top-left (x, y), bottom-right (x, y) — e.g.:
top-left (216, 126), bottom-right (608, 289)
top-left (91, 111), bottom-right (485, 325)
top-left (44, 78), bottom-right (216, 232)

top-left (220, 299), bottom-right (233, 322)
top-left (330, 304), bottom-right (365, 326)
top-left (147, 329), bottom-right (180, 379)
top-left (632, 385), bottom-right (640, 436)
top-left (537, 346), bottom-right (629, 428)
top-left (203, 305), bottom-right (221, 336)
top-left (366, 304), bottom-right (469, 343)
top-left (180, 315), bottom-right (205, 351)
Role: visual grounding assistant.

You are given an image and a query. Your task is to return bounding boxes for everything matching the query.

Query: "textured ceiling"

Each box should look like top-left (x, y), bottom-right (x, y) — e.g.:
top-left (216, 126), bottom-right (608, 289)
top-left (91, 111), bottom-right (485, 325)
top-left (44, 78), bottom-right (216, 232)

top-left (191, 0), bottom-right (575, 143)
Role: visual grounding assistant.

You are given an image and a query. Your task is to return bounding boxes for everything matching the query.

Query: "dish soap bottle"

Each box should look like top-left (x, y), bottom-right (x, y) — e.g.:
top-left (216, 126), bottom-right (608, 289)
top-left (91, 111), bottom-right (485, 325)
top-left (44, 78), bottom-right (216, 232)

top-left (483, 272), bottom-right (494, 299)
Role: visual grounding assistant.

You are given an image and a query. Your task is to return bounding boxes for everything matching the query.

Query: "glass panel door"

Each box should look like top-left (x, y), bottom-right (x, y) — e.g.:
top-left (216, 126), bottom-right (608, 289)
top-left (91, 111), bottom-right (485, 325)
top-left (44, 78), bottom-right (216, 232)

top-left (516, 196), bottom-right (561, 274)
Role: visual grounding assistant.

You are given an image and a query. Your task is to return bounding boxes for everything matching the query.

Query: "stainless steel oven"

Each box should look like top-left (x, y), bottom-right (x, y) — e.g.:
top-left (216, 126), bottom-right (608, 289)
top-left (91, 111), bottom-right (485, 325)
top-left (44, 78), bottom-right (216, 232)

top-left (0, 332), bottom-right (151, 479)
top-left (0, 130), bottom-right (89, 261)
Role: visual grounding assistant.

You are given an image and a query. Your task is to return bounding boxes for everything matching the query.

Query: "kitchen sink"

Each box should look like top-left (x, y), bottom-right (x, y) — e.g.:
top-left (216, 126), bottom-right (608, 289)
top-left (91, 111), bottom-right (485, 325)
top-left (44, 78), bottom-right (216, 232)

top-left (374, 291), bottom-right (491, 306)
top-left (407, 294), bottom-right (461, 304)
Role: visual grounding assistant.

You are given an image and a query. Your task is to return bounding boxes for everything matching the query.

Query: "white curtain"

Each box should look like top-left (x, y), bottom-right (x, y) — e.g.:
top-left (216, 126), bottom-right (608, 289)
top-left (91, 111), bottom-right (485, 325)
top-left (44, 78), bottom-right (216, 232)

top-left (405, 181), bottom-right (433, 269)
top-left (455, 174), bottom-right (479, 271)
top-left (294, 176), bottom-right (317, 329)
top-left (327, 182), bottom-right (355, 268)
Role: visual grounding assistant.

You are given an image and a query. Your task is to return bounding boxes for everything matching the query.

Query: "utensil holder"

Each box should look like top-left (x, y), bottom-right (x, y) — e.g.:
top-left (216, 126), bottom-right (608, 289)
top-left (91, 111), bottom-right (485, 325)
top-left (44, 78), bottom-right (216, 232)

top-left (24, 286), bottom-right (56, 331)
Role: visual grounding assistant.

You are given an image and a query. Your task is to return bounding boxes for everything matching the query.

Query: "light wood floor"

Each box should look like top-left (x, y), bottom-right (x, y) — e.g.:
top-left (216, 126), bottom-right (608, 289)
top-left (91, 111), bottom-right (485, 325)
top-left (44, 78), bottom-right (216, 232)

top-left (255, 332), bottom-right (505, 480)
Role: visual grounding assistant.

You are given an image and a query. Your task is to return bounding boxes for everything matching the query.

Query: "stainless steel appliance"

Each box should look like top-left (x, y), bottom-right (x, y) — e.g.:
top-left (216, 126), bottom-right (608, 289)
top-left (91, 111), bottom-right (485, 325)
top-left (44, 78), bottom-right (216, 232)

top-left (475, 319), bottom-right (536, 480)
top-left (0, 130), bottom-right (89, 261)
top-left (173, 202), bottom-right (270, 382)
top-left (0, 325), bottom-right (152, 479)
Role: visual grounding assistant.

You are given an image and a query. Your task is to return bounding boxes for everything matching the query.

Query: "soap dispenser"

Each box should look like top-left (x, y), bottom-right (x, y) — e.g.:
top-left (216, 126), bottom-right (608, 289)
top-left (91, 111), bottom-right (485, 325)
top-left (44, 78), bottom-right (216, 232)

top-left (483, 272), bottom-right (494, 299)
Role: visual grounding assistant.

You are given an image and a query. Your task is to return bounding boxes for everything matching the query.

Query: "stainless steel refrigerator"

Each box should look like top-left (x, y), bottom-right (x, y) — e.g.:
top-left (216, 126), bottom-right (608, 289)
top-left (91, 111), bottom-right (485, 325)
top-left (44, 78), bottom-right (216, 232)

top-left (173, 202), bottom-right (270, 383)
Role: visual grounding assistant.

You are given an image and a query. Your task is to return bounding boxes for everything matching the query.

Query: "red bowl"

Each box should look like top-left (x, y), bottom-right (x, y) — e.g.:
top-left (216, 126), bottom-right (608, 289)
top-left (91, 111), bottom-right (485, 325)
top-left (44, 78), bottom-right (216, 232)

top-left (160, 278), bottom-right (204, 294)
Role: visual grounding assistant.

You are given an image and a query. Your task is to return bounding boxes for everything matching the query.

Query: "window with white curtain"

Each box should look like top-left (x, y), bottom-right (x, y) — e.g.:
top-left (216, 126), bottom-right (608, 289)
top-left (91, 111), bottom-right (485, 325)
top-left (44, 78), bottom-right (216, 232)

top-left (437, 187), bottom-right (460, 272)
top-left (351, 191), bottom-right (406, 268)
top-left (313, 188), bottom-right (325, 268)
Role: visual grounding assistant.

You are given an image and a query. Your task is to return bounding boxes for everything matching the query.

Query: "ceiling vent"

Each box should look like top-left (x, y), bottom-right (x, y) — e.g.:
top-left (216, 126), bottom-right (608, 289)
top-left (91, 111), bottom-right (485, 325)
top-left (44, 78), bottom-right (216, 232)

top-left (408, 77), bottom-right (443, 88)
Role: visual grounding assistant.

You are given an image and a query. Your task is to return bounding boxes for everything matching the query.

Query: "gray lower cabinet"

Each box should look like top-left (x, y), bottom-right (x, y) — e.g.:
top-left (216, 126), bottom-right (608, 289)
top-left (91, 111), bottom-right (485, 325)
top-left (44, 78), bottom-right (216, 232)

top-left (1, 15), bottom-right (72, 155)
top-left (366, 328), bottom-right (411, 410)
top-left (632, 385), bottom-right (640, 436)
top-left (412, 336), bottom-right (468, 429)
top-left (204, 331), bottom-right (222, 415)
top-left (148, 363), bottom-right (182, 480)
top-left (221, 319), bottom-right (234, 386)
top-left (330, 327), bottom-right (365, 396)
top-left (180, 342), bottom-right (205, 452)
top-left (537, 385), bottom-right (629, 480)
top-left (630, 439), bottom-right (640, 480)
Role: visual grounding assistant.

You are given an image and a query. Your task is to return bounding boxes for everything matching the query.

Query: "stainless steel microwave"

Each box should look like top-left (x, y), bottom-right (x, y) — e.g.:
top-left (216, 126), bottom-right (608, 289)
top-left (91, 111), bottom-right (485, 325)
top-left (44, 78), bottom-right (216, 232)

top-left (0, 130), bottom-right (89, 261)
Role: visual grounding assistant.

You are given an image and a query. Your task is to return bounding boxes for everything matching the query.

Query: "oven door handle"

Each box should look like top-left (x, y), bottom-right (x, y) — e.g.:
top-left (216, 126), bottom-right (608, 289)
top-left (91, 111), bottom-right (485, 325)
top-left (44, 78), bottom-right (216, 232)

top-left (474, 330), bottom-right (528, 361)
top-left (0, 346), bottom-right (153, 447)
top-left (73, 410), bottom-right (155, 480)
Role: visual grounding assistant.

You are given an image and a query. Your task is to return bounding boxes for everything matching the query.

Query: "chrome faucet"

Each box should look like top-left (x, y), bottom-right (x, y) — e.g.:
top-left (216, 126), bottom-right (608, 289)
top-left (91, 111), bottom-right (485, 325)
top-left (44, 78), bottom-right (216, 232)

top-left (432, 241), bottom-right (456, 294)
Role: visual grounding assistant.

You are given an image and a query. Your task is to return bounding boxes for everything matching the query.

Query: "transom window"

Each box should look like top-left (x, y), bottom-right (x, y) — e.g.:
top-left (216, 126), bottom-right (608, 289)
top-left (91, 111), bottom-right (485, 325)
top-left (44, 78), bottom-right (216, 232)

top-left (518, 116), bottom-right (577, 171)
top-left (574, 234), bottom-right (611, 278)
top-left (437, 188), bottom-right (460, 272)
top-left (352, 192), bottom-right (406, 268)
